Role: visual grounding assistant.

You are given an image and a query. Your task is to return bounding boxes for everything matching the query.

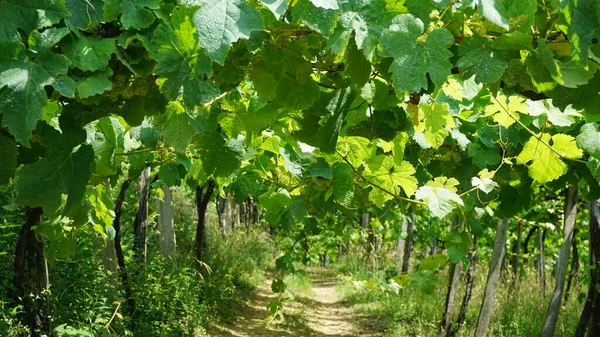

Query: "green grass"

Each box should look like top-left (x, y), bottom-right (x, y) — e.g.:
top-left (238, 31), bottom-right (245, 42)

top-left (335, 255), bottom-right (583, 337)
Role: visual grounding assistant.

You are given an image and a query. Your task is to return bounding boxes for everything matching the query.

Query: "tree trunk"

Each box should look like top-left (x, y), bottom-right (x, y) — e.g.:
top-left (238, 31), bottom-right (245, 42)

top-left (402, 209), bottom-right (415, 274)
top-left (133, 167), bottom-right (150, 264)
top-left (474, 218), bottom-right (510, 337)
top-left (158, 184), bottom-right (176, 255)
top-left (112, 179), bottom-right (136, 328)
top-left (439, 216), bottom-right (462, 337)
top-left (540, 185), bottom-right (578, 337)
top-left (195, 179), bottom-right (215, 268)
top-left (575, 200), bottom-right (600, 336)
top-left (433, 236), bottom-right (439, 255)
top-left (537, 229), bottom-right (547, 294)
top-left (523, 226), bottom-right (537, 268)
top-left (451, 243), bottom-right (477, 337)
top-left (217, 194), bottom-right (226, 234)
top-left (395, 219), bottom-right (408, 271)
top-left (12, 207), bottom-right (49, 337)
top-left (511, 222), bottom-right (522, 277)
top-left (564, 228), bottom-right (579, 303)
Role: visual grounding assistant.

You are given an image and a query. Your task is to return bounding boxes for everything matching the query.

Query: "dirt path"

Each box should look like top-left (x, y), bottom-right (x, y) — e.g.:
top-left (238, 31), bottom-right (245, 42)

top-left (205, 267), bottom-right (364, 337)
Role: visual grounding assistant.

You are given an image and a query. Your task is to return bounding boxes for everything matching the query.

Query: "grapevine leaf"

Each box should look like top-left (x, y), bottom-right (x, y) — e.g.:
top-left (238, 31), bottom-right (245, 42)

top-left (577, 123), bottom-right (600, 157)
top-left (260, 0), bottom-right (288, 19)
top-left (332, 162), bottom-right (354, 206)
top-left (65, 0), bottom-right (104, 32)
top-left (471, 177), bottom-right (498, 194)
top-left (160, 104), bottom-right (197, 153)
top-left (15, 121), bottom-right (94, 215)
top-left (415, 185), bottom-right (464, 218)
top-left (275, 75), bottom-right (320, 110)
top-left (103, 0), bottom-right (160, 29)
top-left (516, 133), bottom-right (583, 184)
top-left (467, 142), bottom-right (501, 169)
top-left (526, 99), bottom-right (578, 127)
top-left (293, 0), bottom-right (339, 38)
top-left (319, 87), bottom-right (357, 153)
top-left (458, 35), bottom-right (508, 84)
top-left (484, 93), bottom-right (527, 128)
top-left (363, 156), bottom-right (418, 206)
top-left (344, 39), bottom-right (371, 88)
top-left (478, 0), bottom-right (509, 30)
top-left (337, 136), bottom-right (371, 167)
top-left (196, 132), bottom-right (242, 179)
top-left (306, 158), bottom-right (332, 178)
top-left (64, 36), bottom-right (116, 72)
top-left (193, 0), bottom-right (264, 64)
top-left (152, 8), bottom-right (219, 109)
top-left (426, 177), bottom-right (460, 193)
top-left (75, 68), bottom-right (113, 98)
top-left (0, 134), bottom-right (17, 185)
top-left (232, 171), bottom-right (263, 203)
top-left (0, 39), bottom-right (69, 145)
top-left (310, 0), bottom-right (339, 10)
top-left (0, 0), bottom-right (69, 41)
top-left (380, 14), bottom-right (453, 93)
top-left (258, 188), bottom-right (292, 224)
top-left (563, 0), bottom-right (598, 64)
top-left (414, 103), bottom-right (455, 149)
top-left (91, 117), bottom-right (119, 176)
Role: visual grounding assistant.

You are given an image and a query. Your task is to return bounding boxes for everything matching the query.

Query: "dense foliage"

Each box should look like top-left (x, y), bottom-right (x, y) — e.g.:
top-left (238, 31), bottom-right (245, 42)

top-left (1, 0), bottom-right (600, 336)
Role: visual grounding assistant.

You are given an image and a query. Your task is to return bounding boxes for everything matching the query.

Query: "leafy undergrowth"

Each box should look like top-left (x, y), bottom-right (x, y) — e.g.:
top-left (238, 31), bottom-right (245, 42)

top-left (335, 255), bottom-right (583, 337)
top-left (1, 227), bottom-right (275, 337)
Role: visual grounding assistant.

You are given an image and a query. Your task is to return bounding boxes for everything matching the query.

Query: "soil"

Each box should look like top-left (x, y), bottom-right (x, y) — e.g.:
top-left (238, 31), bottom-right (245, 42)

top-left (205, 267), bottom-right (367, 337)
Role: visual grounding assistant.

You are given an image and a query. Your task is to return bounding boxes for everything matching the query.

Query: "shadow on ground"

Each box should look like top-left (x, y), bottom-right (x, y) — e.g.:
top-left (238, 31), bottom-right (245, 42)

top-left (206, 267), bottom-right (365, 337)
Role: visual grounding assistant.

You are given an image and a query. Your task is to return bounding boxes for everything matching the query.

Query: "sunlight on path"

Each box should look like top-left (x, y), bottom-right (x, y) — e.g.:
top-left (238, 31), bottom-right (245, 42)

top-left (205, 267), bottom-right (365, 337)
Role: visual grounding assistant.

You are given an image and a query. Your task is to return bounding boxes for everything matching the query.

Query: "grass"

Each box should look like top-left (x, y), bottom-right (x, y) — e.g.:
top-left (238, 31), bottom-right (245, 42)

top-left (335, 255), bottom-right (584, 337)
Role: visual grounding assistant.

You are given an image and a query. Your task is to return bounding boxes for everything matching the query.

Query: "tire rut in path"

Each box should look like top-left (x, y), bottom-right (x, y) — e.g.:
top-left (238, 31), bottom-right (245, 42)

top-left (206, 267), bottom-right (364, 337)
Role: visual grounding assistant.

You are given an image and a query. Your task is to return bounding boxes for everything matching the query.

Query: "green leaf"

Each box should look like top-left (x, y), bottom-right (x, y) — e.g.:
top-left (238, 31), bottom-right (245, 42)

top-left (484, 93), bottom-right (527, 128)
top-left (337, 136), bottom-right (370, 167)
top-left (467, 142), bottom-right (501, 169)
top-left (471, 176), bottom-right (498, 194)
top-left (419, 253), bottom-right (449, 271)
top-left (478, 0), bottom-right (509, 30)
top-left (160, 104), bottom-right (197, 153)
top-left (447, 231), bottom-right (472, 264)
top-left (563, 0), bottom-right (598, 64)
top-left (193, 0), bottom-right (264, 64)
top-left (577, 123), bottom-right (600, 157)
top-left (260, 0), bottom-right (288, 19)
top-left (196, 132), bottom-right (242, 179)
top-left (332, 162), bottom-right (354, 206)
top-left (458, 35), bottom-right (508, 84)
top-left (0, 38), bottom-right (72, 145)
top-left (319, 87), bottom-right (357, 153)
top-left (344, 39), bottom-right (371, 88)
top-left (415, 185), bottom-right (463, 218)
top-left (15, 121), bottom-right (94, 215)
top-left (310, 0), bottom-right (339, 10)
top-left (380, 14), bottom-right (453, 93)
top-left (152, 7), bottom-right (219, 109)
top-left (91, 117), bottom-right (118, 176)
top-left (271, 278), bottom-right (287, 293)
top-left (75, 68), bottom-right (113, 98)
top-left (232, 171), bottom-right (263, 203)
top-left (103, 0), bottom-right (159, 29)
top-left (65, 0), bottom-right (104, 32)
top-left (65, 36), bottom-right (115, 72)
top-left (526, 99), bottom-right (578, 127)
top-left (0, 134), bottom-right (17, 185)
top-left (363, 156), bottom-right (418, 206)
top-left (414, 103), bottom-right (454, 149)
top-left (293, 0), bottom-right (339, 37)
top-left (306, 158), bottom-right (332, 178)
top-left (258, 188), bottom-right (292, 224)
top-left (0, 0), bottom-right (69, 41)
top-left (516, 133), bottom-right (583, 184)
top-left (275, 75), bottom-right (320, 110)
